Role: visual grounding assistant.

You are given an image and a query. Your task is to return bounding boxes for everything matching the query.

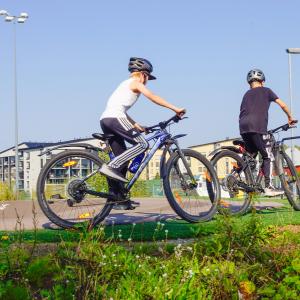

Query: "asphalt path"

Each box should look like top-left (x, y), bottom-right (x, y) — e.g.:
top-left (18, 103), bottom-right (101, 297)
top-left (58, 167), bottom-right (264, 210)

top-left (0, 198), bottom-right (284, 231)
top-left (0, 198), bottom-right (177, 230)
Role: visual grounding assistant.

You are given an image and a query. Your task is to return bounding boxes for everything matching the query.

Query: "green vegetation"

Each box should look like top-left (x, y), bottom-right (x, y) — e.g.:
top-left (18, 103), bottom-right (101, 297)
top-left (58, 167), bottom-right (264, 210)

top-left (0, 182), bottom-right (31, 201)
top-left (1, 209), bottom-right (300, 299)
top-left (0, 182), bottom-right (15, 201)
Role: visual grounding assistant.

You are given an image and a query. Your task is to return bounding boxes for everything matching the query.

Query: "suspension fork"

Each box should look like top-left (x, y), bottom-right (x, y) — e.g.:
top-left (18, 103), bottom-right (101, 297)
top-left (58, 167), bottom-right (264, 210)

top-left (160, 144), bottom-right (172, 179)
top-left (273, 145), bottom-right (284, 175)
top-left (173, 140), bottom-right (197, 185)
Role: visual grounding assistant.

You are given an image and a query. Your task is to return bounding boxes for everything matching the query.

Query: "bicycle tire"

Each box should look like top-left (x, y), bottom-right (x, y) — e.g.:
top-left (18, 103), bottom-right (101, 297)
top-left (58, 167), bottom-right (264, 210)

top-left (37, 150), bottom-right (113, 229)
top-left (279, 152), bottom-right (300, 211)
top-left (163, 149), bottom-right (220, 222)
top-left (211, 150), bottom-right (253, 215)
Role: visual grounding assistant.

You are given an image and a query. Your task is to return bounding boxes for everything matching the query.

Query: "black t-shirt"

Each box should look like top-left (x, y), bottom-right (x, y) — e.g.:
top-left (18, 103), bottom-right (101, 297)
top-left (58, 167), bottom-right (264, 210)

top-left (239, 87), bottom-right (278, 134)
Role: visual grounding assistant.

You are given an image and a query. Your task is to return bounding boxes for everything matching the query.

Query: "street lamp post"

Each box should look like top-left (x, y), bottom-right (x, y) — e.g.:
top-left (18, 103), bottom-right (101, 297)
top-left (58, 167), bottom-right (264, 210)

top-left (286, 48), bottom-right (300, 165)
top-left (0, 10), bottom-right (28, 198)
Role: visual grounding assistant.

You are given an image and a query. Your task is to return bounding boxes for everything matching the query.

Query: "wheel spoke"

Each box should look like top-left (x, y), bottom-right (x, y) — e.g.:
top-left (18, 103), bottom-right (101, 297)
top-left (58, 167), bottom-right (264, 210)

top-left (211, 150), bottom-right (251, 215)
top-left (165, 150), bottom-right (219, 222)
top-left (37, 151), bottom-right (112, 228)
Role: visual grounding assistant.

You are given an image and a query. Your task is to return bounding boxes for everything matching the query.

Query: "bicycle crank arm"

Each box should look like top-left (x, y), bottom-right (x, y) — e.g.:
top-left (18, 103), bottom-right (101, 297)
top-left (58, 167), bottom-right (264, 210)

top-left (85, 189), bottom-right (117, 200)
top-left (237, 182), bottom-right (256, 193)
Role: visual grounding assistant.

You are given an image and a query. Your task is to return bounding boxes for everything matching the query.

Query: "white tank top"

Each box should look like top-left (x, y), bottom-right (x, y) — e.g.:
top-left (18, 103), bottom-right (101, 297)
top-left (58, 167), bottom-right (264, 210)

top-left (100, 78), bottom-right (140, 119)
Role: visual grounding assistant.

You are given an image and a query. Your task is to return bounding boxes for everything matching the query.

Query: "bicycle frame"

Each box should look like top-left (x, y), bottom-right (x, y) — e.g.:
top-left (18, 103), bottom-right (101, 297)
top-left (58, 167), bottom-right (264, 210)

top-left (232, 133), bottom-right (300, 192)
top-left (126, 129), bottom-right (171, 190)
top-left (41, 115), bottom-right (191, 201)
top-left (82, 129), bottom-right (175, 200)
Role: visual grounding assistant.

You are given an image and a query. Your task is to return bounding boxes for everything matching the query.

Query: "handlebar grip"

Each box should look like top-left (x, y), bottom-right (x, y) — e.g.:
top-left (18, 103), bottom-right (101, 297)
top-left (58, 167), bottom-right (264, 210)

top-left (173, 115), bottom-right (181, 123)
top-left (282, 124), bottom-right (290, 131)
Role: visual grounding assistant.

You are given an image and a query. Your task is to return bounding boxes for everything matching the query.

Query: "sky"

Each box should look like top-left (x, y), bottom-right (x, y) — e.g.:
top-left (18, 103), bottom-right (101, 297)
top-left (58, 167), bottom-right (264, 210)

top-left (0, 0), bottom-right (300, 151)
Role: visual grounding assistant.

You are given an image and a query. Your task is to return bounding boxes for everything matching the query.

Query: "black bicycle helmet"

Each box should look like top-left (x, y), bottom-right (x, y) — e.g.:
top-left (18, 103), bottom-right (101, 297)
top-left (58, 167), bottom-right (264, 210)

top-left (247, 69), bottom-right (265, 83)
top-left (128, 57), bottom-right (156, 80)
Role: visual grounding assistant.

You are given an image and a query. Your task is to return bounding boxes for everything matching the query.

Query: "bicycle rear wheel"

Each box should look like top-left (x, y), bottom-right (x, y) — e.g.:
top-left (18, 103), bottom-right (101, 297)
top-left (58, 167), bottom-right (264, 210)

top-left (163, 149), bottom-right (220, 222)
top-left (211, 150), bottom-right (252, 215)
top-left (277, 152), bottom-right (300, 210)
top-left (37, 150), bottom-right (113, 229)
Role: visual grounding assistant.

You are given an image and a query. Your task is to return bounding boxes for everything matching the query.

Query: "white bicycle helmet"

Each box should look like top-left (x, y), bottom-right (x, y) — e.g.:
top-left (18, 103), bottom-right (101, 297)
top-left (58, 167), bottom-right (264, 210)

top-left (247, 69), bottom-right (265, 83)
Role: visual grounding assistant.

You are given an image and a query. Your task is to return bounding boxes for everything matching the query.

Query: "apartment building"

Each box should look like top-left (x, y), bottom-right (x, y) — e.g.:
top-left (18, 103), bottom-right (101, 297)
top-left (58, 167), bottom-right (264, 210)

top-left (0, 137), bottom-right (160, 196)
top-left (0, 138), bottom-right (101, 195)
top-left (189, 138), bottom-right (300, 178)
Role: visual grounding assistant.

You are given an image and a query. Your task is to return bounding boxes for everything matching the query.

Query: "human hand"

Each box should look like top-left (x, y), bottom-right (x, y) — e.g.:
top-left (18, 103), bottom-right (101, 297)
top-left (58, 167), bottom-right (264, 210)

top-left (134, 123), bottom-right (146, 132)
top-left (174, 108), bottom-right (186, 118)
top-left (288, 117), bottom-right (298, 126)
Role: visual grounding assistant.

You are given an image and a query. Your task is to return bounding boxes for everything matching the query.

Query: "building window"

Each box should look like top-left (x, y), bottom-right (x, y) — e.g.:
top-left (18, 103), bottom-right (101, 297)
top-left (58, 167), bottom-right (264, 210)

top-left (10, 157), bottom-right (15, 165)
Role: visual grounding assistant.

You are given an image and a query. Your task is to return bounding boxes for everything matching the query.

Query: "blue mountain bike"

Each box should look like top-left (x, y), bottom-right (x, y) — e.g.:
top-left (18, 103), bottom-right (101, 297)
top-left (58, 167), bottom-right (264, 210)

top-left (37, 115), bottom-right (220, 229)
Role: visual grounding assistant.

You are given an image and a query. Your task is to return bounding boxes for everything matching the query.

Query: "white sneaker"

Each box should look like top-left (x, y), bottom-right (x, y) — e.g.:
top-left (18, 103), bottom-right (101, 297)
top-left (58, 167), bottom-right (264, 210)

top-left (99, 164), bottom-right (128, 183)
top-left (264, 186), bottom-right (284, 197)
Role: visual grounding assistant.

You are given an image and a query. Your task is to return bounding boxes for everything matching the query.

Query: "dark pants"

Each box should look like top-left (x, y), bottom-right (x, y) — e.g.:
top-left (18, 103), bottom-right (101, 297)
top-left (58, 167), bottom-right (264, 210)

top-left (100, 117), bottom-right (149, 195)
top-left (241, 132), bottom-right (271, 187)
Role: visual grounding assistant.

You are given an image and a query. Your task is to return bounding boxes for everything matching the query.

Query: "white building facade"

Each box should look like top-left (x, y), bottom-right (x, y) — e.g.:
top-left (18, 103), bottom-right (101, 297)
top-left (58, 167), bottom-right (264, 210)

top-left (0, 138), bottom-right (101, 196)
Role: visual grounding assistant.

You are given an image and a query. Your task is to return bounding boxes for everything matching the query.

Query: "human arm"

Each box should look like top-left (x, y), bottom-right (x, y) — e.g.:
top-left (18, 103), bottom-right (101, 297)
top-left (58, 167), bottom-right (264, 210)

top-left (274, 98), bottom-right (297, 125)
top-left (130, 81), bottom-right (186, 117)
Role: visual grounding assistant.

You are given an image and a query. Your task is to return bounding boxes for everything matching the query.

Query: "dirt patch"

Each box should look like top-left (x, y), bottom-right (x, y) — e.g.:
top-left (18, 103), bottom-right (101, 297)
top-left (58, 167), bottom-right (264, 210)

top-left (277, 225), bottom-right (300, 234)
top-left (7, 243), bottom-right (59, 257)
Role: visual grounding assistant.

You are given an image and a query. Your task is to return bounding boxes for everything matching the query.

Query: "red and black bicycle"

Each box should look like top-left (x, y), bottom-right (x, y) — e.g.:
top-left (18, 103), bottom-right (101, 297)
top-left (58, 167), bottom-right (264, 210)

top-left (209, 122), bottom-right (300, 215)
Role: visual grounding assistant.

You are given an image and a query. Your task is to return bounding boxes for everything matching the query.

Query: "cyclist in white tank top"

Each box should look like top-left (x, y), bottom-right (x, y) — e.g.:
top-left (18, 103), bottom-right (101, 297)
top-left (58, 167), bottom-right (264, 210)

top-left (100, 78), bottom-right (140, 119)
top-left (99, 57), bottom-right (186, 192)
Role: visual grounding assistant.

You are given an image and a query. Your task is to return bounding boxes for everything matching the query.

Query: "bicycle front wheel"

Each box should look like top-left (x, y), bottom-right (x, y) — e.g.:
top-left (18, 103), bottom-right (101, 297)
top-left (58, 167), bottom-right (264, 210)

top-left (278, 152), bottom-right (300, 210)
top-left (37, 150), bottom-right (113, 229)
top-left (211, 150), bottom-right (252, 215)
top-left (163, 149), bottom-right (220, 222)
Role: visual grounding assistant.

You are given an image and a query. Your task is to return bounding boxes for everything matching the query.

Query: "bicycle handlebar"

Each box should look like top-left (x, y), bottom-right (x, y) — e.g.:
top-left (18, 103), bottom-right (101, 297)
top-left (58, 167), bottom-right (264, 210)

top-left (268, 120), bottom-right (298, 134)
top-left (145, 115), bottom-right (187, 133)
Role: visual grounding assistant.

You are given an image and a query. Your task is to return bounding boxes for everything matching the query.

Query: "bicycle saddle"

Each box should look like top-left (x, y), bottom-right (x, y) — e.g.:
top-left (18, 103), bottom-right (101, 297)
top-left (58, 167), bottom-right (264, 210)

top-left (232, 139), bottom-right (245, 147)
top-left (92, 133), bottom-right (114, 141)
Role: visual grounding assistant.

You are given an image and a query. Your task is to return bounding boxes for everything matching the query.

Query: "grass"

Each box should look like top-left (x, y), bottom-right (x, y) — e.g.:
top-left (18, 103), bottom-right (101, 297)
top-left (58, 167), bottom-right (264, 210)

top-left (1, 207), bottom-right (300, 244)
top-left (1, 209), bottom-right (300, 299)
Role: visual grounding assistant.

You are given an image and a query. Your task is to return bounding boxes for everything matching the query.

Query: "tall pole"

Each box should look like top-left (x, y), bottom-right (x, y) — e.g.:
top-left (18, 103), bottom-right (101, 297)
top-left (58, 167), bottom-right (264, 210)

top-left (287, 52), bottom-right (294, 165)
top-left (286, 48), bottom-right (300, 165)
top-left (1, 10), bottom-right (29, 198)
top-left (13, 20), bottom-right (19, 197)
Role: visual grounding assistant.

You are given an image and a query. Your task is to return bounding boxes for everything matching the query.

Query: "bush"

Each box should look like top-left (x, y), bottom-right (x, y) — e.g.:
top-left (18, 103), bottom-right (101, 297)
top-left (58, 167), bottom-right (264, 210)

top-left (0, 182), bottom-right (15, 201)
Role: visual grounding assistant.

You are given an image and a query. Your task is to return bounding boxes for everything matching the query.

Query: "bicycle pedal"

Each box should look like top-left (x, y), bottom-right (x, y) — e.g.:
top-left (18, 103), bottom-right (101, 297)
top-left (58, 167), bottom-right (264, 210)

top-left (113, 200), bottom-right (140, 210)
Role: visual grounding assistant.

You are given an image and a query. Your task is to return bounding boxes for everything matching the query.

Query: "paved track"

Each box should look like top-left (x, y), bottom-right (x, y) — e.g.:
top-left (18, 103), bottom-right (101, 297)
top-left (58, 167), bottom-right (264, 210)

top-left (0, 198), bottom-right (284, 231)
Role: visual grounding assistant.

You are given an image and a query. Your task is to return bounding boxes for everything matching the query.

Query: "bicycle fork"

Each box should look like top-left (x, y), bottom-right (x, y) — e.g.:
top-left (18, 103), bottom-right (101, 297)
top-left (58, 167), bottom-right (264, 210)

top-left (172, 141), bottom-right (197, 188)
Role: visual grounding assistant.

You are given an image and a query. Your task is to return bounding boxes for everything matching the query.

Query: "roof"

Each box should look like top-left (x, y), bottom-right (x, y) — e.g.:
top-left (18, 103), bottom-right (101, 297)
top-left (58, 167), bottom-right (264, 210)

top-left (189, 137), bottom-right (239, 148)
top-left (0, 137), bottom-right (94, 155)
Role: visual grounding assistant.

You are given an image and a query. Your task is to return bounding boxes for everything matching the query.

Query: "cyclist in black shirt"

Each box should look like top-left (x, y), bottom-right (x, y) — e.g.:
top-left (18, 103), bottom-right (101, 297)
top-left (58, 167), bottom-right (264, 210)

top-left (239, 69), bottom-right (296, 196)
